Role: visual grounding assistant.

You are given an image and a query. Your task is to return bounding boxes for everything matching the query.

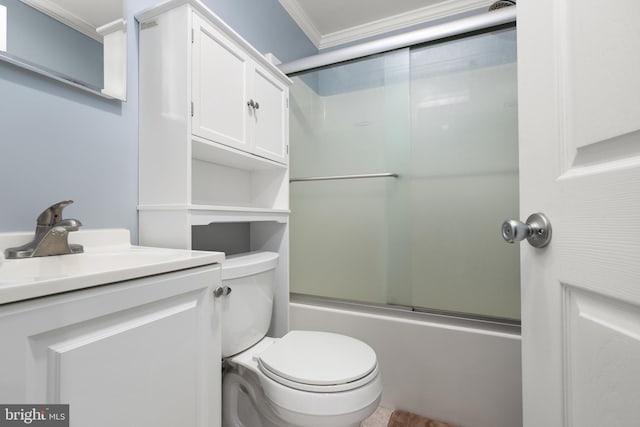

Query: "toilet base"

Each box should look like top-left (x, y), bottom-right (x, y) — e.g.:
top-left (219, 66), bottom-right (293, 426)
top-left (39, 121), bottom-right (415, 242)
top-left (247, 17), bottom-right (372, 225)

top-left (222, 370), bottom-right (381, 427)
top-left (223, 371), bottom-right (282, 427)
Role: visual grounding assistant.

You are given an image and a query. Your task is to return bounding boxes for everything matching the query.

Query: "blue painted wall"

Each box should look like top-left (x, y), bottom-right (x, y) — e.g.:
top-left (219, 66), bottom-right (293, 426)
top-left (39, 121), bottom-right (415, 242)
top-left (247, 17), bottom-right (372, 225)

top-left (0, 0), bottom-right (316, 238)
top-left (208, 0), bottom-right (316, 64)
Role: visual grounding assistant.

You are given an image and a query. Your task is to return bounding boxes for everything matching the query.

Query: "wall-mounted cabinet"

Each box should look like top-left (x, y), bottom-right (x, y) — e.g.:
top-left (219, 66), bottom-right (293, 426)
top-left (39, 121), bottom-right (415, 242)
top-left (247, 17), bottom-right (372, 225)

top-left (137, 0), bottom-right (291, 225)
top-left (137, 0), bottom-right (291, 337)
top-left (192, 14), bottom-right (289, 164)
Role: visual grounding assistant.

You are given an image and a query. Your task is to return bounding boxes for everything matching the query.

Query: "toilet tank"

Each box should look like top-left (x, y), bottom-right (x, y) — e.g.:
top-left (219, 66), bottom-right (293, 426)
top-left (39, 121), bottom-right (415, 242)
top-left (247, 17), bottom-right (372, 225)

top-left (221, 251), bottom-right (279, 358)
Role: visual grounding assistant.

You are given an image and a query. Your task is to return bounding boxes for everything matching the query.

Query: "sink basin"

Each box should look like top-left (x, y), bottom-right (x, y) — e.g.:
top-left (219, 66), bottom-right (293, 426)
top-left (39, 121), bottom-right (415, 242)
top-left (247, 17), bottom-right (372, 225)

top-left (0, 229), bottom-right (224, 304)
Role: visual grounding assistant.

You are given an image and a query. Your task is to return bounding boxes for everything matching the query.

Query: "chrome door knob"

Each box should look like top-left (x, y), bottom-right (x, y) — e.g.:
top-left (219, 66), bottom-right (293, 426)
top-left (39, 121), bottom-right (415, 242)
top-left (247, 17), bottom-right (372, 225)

top-left (501, 213), bottom-right (552, 248)
top-left (502, 219), bottom-right (531, 242)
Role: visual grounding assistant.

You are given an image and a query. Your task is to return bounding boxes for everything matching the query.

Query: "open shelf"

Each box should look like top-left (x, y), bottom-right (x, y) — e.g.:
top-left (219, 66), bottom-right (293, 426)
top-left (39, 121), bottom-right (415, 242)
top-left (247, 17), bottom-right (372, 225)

top-left (191, 157), bottom-right (288, 211)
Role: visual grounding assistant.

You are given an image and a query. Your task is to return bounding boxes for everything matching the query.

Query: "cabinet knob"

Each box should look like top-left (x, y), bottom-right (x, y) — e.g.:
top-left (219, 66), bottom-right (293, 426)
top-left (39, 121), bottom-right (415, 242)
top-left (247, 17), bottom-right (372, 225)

top-left (247, 99), bottom-right (260, 110)
top-left (213, 286), bottom-right (232, 298)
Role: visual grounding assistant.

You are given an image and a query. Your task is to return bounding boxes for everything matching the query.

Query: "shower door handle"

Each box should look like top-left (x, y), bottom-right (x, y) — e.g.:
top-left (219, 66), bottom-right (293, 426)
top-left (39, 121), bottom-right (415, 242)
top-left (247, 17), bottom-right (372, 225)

top-left (501, 213), bottom-right (552, 248)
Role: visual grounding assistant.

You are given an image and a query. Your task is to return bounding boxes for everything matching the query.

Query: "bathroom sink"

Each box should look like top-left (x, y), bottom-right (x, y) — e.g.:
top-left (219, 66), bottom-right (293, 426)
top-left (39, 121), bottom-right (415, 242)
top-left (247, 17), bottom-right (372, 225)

top-left (0, 229), bottom-right (224, 304)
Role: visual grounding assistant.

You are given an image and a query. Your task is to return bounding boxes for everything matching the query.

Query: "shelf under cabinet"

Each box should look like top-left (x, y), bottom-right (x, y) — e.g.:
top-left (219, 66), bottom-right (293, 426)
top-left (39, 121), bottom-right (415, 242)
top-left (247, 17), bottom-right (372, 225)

top-left (192, 136), bottom-right (287, 171)
top-left (138, 204), bottom-right (290, 225)
top-left (189, 205), bottom-right (289, 224)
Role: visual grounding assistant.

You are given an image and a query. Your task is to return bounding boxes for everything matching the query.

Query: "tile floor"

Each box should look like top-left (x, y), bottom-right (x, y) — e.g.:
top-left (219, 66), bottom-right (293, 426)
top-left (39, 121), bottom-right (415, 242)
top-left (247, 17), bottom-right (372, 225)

top-left (361, 406), bottom-right (393, 427)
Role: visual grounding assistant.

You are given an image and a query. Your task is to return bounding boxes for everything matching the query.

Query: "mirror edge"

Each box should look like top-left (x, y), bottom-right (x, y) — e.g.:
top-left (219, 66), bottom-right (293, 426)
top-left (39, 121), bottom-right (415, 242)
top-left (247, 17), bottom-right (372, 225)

top-left (97, 18), bottom-right (127, 101)
top-left (0, 50), bottom-right (118, 99)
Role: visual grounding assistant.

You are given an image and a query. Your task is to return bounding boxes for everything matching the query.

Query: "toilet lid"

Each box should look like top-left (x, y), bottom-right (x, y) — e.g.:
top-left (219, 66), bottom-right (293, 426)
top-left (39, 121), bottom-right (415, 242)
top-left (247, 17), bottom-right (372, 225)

top-left (257, 331), bottom-right (378, 392)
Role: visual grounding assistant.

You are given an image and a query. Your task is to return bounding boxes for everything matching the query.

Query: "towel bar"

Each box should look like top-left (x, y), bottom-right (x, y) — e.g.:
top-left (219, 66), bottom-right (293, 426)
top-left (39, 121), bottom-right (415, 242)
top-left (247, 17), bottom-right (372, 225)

top-left (290, 173), bottom-right (398, 183)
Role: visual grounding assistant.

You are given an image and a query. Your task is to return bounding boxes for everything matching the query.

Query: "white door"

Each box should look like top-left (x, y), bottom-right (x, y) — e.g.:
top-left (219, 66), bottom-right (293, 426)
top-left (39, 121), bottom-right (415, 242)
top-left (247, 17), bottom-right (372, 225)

top-left (518, 0), bottom-right (640, 425)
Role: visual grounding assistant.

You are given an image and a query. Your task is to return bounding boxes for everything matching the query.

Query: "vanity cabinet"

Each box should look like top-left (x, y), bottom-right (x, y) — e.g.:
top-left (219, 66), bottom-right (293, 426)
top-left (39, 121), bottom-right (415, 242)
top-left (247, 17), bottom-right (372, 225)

top-left (0, 265), bottom-right (222, 427)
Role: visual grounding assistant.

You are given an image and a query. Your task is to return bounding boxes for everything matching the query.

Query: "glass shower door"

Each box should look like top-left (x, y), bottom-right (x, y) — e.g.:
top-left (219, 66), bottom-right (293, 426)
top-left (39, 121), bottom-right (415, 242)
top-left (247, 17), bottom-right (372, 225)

top-left (289, 25), bottom-right (519, 321)
top-left (290, 49), bottom-right (411, 305)
top-left (406, 28), bottom-right (519, 319)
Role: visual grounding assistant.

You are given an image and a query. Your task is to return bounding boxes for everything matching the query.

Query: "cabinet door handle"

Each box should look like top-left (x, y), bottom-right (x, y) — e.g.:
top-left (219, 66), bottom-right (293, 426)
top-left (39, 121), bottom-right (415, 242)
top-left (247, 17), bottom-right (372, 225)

top-left (247, 99), bottom-right (260, 110)
top-left (213, 286), bottom-right (232, 298)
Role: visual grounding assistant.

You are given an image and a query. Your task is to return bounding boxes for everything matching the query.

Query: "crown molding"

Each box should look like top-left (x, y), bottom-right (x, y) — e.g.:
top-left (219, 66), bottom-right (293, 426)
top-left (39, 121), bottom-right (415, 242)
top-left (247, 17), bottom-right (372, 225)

top-left (20, 0), bottom-right (102, 41)
top-left (279, 0), bottom-right (495, 50)
top-left (320, 0), bottom-right (495, 49)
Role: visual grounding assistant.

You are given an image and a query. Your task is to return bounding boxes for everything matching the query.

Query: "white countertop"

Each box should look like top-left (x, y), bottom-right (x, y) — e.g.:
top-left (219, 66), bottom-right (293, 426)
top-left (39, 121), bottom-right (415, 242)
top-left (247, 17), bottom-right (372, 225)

top-left (0, 229), bottom-right (224, 305)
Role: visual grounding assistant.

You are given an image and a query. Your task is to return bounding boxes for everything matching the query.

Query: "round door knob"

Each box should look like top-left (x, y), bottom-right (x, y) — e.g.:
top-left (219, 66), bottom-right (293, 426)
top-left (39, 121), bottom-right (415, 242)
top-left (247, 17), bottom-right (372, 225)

top-left (501, 219), bottom-right (531, 243)
top-left (501, 213), bottom-right (552, 248)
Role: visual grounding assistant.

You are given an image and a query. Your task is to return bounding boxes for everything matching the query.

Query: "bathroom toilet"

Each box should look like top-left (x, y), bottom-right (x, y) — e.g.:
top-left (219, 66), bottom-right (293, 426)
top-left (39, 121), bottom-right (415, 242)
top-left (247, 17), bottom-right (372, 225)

top-left (220, 251), bottom-right (382, 427)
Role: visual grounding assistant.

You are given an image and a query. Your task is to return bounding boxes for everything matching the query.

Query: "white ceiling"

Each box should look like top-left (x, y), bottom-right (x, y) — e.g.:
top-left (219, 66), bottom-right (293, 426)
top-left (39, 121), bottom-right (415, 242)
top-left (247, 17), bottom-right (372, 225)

top-left (279, 0), bottom-right (495, 49)
top-left (49, 0), bottom-right (121, 28)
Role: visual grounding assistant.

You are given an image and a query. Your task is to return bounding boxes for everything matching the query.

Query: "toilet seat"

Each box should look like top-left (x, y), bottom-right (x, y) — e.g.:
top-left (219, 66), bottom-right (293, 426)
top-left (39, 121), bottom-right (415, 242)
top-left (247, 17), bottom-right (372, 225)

top-left (256, 330), bottom-right (378, 392)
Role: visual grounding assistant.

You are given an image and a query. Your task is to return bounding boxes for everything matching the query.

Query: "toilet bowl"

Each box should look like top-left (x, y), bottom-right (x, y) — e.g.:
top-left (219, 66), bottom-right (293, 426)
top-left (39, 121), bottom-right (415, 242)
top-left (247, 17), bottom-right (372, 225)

top-left (220, 252), bottom-right (382, 427)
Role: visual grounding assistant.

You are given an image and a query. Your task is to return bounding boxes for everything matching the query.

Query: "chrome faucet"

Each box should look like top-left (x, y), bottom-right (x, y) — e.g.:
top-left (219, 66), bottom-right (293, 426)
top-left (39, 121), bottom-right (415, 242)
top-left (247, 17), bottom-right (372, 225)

top-left (5, 200), bottom-right (84, 259)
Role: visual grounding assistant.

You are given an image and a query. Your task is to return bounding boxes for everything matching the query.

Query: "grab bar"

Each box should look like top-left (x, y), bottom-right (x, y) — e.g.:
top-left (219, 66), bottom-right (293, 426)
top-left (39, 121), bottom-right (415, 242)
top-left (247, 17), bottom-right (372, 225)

top-left (290, 173), bottom-right (399, 182)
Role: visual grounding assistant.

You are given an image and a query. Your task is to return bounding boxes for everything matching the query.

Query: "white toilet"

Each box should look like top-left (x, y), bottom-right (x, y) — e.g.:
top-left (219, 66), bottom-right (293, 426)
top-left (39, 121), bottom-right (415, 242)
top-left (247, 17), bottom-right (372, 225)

top-left (220, 251), bottom-right (382, 427)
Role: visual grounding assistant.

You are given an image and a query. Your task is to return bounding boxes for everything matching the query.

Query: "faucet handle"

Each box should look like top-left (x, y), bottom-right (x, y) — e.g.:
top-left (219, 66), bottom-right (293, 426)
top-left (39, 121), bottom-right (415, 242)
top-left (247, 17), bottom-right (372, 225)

top-left (37, 200), bottom-right (74, 227)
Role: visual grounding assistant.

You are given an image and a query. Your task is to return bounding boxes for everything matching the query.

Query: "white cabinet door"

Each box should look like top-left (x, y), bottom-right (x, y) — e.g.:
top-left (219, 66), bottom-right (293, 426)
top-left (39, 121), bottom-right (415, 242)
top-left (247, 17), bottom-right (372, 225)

top-left (519, 0), bottom-right (640, 425)
top-left (251, 65), bottom-right (289, 164)
top-left (192, 14), bottom-right (249, 153)
top-left (191, 13), bottom-right (288, 165)
top-left (0, 266), bottom-right (221, 427)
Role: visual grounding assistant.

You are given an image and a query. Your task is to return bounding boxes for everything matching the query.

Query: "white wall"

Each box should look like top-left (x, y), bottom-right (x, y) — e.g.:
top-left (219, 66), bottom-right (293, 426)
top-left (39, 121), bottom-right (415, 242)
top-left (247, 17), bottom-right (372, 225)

top-left (290, 301), bottom-right (522, 427)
